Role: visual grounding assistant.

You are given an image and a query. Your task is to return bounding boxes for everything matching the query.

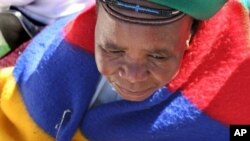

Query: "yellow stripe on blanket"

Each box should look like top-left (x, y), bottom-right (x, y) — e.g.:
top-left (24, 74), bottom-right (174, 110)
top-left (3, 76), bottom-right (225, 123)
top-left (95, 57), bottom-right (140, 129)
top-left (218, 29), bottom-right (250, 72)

top-left (0, 67), bottom-right (88, 141)
top-left (0, 67), bottom-right (54, 141)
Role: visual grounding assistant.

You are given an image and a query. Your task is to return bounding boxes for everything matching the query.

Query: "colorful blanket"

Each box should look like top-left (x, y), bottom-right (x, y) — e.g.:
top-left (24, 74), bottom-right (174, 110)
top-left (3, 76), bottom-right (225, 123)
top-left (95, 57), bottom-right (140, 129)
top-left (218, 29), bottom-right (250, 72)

top-left (1, 0), bottom-right (250, 141)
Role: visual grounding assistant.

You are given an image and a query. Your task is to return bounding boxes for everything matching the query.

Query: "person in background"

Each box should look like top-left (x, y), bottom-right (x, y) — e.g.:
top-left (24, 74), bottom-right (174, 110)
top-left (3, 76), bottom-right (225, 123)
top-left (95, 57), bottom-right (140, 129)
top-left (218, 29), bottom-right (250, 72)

top-left (0, 0), bottom-right (89, 25)
top-left (0, 0), bottom-right (250, 141)
top-left (0, 0), bottom-right (91, 65)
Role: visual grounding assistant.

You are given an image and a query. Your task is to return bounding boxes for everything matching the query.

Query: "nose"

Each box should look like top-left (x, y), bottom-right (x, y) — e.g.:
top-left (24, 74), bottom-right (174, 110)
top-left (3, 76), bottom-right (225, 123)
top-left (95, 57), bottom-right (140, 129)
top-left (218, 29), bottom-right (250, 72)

top-left (119, 62), bottom-right (149, 83)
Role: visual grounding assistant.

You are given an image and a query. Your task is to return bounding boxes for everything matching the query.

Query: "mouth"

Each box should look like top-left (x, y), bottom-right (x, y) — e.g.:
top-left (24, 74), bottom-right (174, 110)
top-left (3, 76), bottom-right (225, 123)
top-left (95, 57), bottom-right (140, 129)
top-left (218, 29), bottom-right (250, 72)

top-left (113, 83), bottom-right (155, 101)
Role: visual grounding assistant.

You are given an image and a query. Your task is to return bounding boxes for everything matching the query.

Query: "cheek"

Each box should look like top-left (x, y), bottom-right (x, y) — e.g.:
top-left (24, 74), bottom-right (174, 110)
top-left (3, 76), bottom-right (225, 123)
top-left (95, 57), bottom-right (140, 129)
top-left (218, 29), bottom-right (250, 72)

top-left (95, 49), bottom-right (120, 76)
top-left (95, 55), bottom-right (106, 75)
top-left (95, 51), bottom-right (109, 75)
top-left (150, 58), bottom-right (183, 85)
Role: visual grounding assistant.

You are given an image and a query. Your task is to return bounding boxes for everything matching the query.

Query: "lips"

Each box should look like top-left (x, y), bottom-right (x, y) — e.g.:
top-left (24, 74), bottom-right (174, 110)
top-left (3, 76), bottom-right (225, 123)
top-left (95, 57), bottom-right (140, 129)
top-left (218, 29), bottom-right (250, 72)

top-left (113, 83), bottom-right (154, 99)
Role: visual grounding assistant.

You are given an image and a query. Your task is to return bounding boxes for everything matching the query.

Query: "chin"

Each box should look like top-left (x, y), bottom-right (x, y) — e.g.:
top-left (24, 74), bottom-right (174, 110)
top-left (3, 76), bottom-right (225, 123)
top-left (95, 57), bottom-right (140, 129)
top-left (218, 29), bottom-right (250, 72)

top-left (109, 80), bottom-right (158, 102)
top-left (132, 97), bottom-right (150, 102)
top-left (117, 90), bottom-right (154, 102)
top-left (120, 95), bottom-right (150, 102)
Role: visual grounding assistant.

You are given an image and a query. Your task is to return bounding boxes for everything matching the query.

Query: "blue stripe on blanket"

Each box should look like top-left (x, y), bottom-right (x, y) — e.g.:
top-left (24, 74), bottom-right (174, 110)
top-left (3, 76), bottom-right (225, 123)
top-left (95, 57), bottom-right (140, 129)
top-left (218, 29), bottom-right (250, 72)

top-left (82, 88), bottom-right (229, 141)
top-left (13, 15), bottom-right (100, 140)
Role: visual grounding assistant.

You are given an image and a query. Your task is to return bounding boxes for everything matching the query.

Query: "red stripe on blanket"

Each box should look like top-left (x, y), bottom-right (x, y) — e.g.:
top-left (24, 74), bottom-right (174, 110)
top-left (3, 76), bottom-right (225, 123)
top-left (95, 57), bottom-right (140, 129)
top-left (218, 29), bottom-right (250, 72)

top-left (168, 0), bottom-right (250, 125)
top-left (64, 1), bottom-right (96, 53)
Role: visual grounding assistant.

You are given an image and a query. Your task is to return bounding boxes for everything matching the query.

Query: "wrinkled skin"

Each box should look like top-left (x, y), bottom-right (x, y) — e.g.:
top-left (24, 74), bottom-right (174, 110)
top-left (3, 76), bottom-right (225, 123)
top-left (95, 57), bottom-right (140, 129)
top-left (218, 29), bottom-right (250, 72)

top-left (95, 0), bottom-right (193, 101)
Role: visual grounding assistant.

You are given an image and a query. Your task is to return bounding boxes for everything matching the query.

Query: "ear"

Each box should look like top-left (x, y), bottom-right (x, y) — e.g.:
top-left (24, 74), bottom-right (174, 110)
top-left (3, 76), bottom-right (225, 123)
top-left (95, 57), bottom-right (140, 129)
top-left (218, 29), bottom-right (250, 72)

top-left (185, 33), bottom-right (192, 50)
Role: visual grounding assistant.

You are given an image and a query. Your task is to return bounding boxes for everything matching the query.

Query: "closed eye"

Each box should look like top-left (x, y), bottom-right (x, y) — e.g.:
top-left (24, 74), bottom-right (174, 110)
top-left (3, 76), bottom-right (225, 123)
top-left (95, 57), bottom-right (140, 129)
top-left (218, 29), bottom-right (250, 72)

top-left (149, 53), bottom-right (167, 60)
top-left (100, 45), bottom-right (125, 54)
top-left (108, 50), bottom-right (125, 54)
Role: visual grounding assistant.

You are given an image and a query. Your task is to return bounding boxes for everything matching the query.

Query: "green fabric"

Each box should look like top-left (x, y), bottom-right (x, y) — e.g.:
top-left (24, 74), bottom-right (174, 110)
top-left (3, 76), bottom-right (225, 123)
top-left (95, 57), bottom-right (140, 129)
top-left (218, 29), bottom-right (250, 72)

top-left (0, 31), bottom-right (11, 58)
top-left (148, 0), bottom-right (227, 20)
top-left (0, 44), bottom-right (11, 58)
top-left (241, 0), bottom-right (250, 11)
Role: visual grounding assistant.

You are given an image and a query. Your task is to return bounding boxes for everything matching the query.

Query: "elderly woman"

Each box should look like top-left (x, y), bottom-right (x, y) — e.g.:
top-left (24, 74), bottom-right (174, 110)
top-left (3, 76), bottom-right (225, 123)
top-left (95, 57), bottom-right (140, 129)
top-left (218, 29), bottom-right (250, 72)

top-left (0, 0), bottom-right (250, 141)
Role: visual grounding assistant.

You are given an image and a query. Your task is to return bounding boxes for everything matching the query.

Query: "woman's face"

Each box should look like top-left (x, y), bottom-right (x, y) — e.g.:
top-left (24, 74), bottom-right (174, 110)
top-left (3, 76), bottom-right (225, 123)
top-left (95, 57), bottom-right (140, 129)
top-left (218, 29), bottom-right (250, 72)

top-left (95, 1), bottom-right (193, 101)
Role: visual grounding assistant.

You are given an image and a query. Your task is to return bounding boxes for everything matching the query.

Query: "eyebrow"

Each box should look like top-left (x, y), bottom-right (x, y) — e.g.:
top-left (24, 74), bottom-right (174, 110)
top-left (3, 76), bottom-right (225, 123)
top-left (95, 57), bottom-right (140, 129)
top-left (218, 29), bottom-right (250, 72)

top-left (148, 48), bottom-right (170, 54)
top-left (104, 42), bottom-right (126, 50)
